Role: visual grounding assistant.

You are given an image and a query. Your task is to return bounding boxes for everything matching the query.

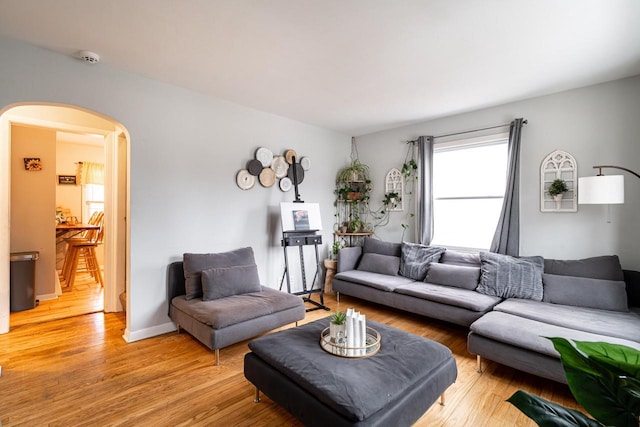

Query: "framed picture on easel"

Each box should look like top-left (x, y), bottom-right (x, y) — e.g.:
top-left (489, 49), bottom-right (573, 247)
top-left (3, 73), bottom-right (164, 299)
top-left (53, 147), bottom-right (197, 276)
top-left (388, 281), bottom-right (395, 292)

top-left (280, 202), bottom-right (323, 232)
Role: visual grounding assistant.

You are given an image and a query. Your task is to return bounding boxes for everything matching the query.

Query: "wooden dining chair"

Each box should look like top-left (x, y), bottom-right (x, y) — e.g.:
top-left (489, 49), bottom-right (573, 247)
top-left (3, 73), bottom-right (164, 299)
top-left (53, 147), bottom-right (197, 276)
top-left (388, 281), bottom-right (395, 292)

top-left (61, 211), bottom-right (105, 288)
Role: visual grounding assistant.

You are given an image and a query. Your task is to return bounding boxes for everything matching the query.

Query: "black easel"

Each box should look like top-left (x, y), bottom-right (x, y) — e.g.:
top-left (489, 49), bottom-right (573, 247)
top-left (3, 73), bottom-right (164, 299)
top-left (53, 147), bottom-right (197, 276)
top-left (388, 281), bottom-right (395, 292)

top-left (279, 157), bottom-right (329, 312)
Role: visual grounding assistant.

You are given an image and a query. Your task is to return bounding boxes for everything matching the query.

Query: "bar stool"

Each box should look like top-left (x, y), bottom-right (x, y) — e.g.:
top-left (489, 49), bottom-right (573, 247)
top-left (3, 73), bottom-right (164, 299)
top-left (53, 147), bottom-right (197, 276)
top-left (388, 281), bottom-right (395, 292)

top-left (61, 212), bottom-right (104, 288)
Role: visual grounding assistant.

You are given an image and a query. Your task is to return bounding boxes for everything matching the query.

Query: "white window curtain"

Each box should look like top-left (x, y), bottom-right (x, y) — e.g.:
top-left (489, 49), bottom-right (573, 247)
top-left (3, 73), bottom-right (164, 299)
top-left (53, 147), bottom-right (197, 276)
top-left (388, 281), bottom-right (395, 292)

top-left (80, 161), bottom-right (105, 185)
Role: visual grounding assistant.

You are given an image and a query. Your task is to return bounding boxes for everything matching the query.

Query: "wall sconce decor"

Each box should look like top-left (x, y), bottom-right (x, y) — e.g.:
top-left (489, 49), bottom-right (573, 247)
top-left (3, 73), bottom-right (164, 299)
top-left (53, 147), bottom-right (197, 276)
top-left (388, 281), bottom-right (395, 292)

top-left (24, 157), bottom-right (42, 171)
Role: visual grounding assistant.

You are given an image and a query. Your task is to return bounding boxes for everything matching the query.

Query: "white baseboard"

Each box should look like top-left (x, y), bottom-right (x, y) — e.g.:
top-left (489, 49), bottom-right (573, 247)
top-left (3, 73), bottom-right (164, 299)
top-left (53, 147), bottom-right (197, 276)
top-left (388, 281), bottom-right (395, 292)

top-left (37, 293), bottom-right (58, 302)
top-left (122, 321), bottom-right (176, 343)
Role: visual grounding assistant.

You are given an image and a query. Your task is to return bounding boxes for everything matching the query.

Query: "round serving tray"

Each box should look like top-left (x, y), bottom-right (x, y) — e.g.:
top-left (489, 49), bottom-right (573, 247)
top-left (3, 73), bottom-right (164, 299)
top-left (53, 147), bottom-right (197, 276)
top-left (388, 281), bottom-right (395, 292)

top-left (319, 326), bottom-right (381, 358)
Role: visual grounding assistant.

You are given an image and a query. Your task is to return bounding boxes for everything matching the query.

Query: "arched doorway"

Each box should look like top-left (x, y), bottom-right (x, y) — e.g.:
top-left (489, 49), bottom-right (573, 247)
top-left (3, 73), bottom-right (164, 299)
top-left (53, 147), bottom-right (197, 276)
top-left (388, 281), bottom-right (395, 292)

top-left (0, 103), bottom-right (130, 334)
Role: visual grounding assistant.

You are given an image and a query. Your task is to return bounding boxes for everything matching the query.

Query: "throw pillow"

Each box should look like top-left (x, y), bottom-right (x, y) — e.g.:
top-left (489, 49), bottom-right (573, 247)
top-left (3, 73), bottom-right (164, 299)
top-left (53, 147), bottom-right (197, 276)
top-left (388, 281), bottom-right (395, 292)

top-left (201, 264), bottom-right (261, 301)
top-left (357, 253), bottom-right (400, 276)
top-left (363, 237), bottom-right (402, 257)
top-left (439, 250), bottom-right (481, 267)
top-left (477, 252), bottom-right (544, 301)
top-left (425, 263), bottom-right (480, 290)
top-left (183, 246), bottom-right (256, 300)
top-left (398, 242), bottom-right (445, 281)
top-left (543, 255), bottom-right (624, 281)
top-left (542, 273), bottom-right (628, 312)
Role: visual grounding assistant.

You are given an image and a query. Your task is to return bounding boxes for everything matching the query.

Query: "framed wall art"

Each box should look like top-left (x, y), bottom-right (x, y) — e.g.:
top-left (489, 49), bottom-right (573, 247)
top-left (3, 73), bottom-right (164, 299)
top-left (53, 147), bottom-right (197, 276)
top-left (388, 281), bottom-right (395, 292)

top-left (24, 157), bottom-right (42, 171)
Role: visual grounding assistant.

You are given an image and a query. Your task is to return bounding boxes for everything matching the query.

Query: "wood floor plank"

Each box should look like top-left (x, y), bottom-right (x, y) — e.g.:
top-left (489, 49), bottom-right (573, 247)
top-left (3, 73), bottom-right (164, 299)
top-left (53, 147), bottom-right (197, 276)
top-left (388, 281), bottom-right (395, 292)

top-left (1, 292), bottom-right (583, 426)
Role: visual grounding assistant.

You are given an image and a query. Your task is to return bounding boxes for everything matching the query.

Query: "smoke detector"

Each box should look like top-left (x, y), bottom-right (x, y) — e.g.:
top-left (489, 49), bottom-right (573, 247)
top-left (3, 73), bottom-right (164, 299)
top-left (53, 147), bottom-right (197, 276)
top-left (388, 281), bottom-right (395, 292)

top-left (77, 50), bottom-right (100, 64)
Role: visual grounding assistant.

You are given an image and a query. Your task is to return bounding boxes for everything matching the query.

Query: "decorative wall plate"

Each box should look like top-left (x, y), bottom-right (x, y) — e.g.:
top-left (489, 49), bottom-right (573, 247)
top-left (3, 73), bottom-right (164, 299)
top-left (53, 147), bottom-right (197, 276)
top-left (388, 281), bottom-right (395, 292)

top-left (259, 167), bottom-right (276, 187)
top-left (271, 156), bottom-right (289, 178)
top-left (279, 177), bottom-right (292, 192)
top-left (247, 159), bottom-right (263, 176)
top-left (300, 156), bottom-right (311, 171)
top-left (287, 163), bottom-right (304, 184)
top-left (285, 149), bottom-right (297, 164)
top-left (256, 147), bottom-right (273, 167)
top-left (236, 169), bottom-right (255, 190)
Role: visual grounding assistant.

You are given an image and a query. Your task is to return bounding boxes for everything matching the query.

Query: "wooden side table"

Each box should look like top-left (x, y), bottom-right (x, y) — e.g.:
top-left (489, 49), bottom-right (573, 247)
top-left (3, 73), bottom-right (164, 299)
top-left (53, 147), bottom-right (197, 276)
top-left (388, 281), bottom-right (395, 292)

top-left (323, 259), bottom-right (337, 295)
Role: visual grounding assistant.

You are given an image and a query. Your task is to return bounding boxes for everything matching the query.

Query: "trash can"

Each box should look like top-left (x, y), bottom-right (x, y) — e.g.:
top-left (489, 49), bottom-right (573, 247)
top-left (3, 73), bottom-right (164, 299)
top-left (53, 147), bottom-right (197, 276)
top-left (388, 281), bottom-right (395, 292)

top-left (10, 251), bottom-right (39, 312)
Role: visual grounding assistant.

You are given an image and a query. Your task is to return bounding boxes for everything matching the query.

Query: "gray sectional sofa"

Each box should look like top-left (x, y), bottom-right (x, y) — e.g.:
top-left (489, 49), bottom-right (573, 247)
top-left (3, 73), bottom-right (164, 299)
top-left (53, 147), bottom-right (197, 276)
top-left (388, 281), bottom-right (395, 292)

top-left (167, 247), bottom-right (305, 365)
top-left (333, 237), bottom-right (640, 384)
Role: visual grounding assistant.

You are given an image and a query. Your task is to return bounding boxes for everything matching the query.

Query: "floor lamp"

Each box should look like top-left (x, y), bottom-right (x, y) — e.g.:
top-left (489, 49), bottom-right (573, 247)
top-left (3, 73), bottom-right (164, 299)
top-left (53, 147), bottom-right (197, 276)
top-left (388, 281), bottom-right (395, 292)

top-left (578, 165), bottom-right (640, 222)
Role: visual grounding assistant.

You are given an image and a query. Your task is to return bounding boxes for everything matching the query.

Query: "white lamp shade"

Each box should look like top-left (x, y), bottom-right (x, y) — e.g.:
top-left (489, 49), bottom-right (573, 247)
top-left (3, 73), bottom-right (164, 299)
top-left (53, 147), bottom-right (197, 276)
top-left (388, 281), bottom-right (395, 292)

top-left (578, 175), bottom-right (624, 204)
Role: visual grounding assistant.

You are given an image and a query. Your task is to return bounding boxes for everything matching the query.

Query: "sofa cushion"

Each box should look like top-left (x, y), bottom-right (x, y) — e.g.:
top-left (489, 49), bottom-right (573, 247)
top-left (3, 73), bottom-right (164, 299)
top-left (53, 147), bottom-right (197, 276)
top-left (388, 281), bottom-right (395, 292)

top-left (477, 252), bottom-right (544, 301)
top-left (183, 247), bottom-right (256, 300)
top-left (201, 263), bottom-right (262, 301)
top-left (426, 263), bottom-right (480, 290)
top-left (440, 250), bottom-right (481, 267)
top-left (542, 273), bottom-right (628, 312)
top-left (394, 283), bottom-right (501, 312)
top-left (334, 270), bottom-right (415, 292)
top-left (544, 255), bottom-right (624, 281)
top-left (171, 286), bottom-right (303, 329)
top-left (363, 237), bottom-right (401, 257)
top-left (493, 299), bottom-right (640, 343)
top-left (470, 311), bottom-right (640, 359)
top-left (356, 253), bottom-right (400, 276)
top-left (399, 242), bottom-right (446, 281)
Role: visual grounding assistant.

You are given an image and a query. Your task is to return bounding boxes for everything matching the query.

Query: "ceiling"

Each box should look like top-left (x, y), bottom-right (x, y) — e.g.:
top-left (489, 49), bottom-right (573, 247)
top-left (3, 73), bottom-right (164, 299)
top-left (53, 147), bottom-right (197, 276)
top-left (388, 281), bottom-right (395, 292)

top-left (1, 1), bottom-right (639, 136)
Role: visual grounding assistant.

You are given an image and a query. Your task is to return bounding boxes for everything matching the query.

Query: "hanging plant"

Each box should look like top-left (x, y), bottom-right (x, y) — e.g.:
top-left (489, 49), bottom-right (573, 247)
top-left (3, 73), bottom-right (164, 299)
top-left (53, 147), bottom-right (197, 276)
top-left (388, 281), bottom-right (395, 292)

top-left (548, 178), bottom-right (569, 196)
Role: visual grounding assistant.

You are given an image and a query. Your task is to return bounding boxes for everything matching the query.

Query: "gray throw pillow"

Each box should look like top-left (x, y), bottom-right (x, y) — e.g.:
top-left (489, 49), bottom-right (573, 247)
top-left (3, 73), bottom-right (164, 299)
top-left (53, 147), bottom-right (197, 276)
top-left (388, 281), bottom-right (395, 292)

top-left (439, 250), bottom-right (481, 267)
top-left (477, 252), bottom-right (544, 301)
top-left (363, 237), bottom-right (402, 257)
top-left (183, 246), bottom-right (256, 300)
top-left (543, 255), bottom-right (624, 281)
top-left (399, 242), bottom-right (446, 281)
top-left (357, 253), bottom-right (400, 276)
top-left (201, 264), bottom-right (262, 301)
top-left (542, 273), bottom-right (628, 312)
top-left (425, 263), bottom-right (480, 290)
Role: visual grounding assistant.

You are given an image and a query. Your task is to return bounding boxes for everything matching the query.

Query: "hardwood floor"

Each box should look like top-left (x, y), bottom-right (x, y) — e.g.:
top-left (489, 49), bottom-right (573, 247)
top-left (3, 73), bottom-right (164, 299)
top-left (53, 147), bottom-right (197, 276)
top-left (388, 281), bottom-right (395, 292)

top-left (0, 293), bottom-right (582, 426)
top-left (10, 272), bottom-right (104, 328)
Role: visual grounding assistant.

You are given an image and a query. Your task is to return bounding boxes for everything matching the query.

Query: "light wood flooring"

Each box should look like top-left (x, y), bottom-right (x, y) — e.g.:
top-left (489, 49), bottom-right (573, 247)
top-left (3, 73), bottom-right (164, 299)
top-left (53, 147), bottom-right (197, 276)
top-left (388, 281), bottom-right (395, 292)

top-left (10, 272), bottom-right (104, 328)
top-left (0, 293), bottom-right (582, 426)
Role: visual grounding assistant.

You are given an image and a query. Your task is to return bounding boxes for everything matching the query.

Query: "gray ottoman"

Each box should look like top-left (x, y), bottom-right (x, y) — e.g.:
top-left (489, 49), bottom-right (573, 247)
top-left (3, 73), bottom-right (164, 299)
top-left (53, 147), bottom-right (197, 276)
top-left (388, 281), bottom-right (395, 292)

top-left (244, 318), bottom-right (457, 427)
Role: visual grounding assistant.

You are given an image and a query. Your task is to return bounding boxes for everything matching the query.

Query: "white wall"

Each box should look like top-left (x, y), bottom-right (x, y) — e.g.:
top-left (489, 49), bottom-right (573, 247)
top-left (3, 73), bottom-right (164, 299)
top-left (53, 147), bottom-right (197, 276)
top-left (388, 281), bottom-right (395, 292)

top-left (0, 36), bottom-right (349, 338)
top-left (355, 75), bottom-right (640, 270)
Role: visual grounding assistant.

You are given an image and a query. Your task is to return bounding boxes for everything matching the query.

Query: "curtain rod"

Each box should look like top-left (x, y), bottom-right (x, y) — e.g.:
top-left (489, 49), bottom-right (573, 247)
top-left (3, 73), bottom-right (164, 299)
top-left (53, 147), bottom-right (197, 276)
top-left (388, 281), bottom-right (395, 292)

top-left (433, 119), bottom-right (528, 140)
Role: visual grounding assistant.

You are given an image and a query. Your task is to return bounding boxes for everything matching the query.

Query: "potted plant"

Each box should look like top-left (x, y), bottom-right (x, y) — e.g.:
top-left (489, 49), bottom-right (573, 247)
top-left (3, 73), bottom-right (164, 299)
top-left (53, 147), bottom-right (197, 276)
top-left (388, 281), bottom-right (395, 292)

top-left (548, 178), bottom-right (569, 202)
top-left (331, 240), bottom-right (342, 260)
top-left (508, 338), bottom-right (640, 426)
top-left (383, 191), bottom-right (401, 209)
top-left (329, 310), bottom-right (347, 344)
top-left (336, 159), bottom-right (371, 184)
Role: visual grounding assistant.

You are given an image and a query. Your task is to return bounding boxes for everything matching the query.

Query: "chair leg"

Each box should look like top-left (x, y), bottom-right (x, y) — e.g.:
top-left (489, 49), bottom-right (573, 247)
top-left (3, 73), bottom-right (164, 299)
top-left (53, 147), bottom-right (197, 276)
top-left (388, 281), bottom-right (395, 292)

top-left (214, 349), bottom-right (220, 366)
top-left (477, 355), bottom-right (483, 373)
top-left (254, 387), bottom-right (261, 403)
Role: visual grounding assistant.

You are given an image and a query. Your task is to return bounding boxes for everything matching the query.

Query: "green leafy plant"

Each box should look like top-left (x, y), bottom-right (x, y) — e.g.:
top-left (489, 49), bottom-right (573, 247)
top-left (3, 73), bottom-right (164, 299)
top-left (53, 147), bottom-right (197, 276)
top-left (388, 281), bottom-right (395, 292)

top-left (336, 159), bottom-right (371, 184)
top-left (330, 310), bottom-right (347, 325)
top-left (508, 338), bottom-right (640, 427)
top-left (331, 241), bottom-right (342, 259)
top-left (548, 178), bottom-right (569, 196)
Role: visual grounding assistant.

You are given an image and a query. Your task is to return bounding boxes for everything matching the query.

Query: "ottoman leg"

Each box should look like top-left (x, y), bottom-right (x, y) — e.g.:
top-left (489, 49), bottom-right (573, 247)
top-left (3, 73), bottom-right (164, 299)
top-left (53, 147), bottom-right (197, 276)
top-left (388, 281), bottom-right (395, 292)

top-left (440, 392), bottom-right (446, 406)
top-left (476, 355), bottom-right (483, 373)
top-left (214, 349), bottom-right (220, 366)
top-left (254, 387), bottom-right (261, 403)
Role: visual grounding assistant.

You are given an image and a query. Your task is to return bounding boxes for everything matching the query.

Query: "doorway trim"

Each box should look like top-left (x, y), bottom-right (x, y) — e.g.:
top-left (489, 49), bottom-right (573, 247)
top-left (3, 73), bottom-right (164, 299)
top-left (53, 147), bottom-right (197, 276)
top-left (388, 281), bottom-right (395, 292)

top-left (0, 102), bottom-right (130, 334)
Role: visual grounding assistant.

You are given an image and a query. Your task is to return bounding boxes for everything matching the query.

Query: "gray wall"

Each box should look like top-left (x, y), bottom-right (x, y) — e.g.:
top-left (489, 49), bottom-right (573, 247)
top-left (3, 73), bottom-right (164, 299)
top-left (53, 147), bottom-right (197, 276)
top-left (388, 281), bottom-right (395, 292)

top-left (355, 75), bottom-right (640, 270)
top-left (0, 36), bottom-right (349, 338)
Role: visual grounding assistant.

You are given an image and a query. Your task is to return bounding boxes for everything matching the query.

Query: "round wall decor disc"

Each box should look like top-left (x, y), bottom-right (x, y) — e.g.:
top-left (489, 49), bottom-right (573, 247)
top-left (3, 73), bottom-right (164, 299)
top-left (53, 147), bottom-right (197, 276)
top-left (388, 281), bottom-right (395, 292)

top-left (236, 169), bottom-right (255, 190)
top-left (300, 156), bottom-right (311, 171)
top-left (255, 147), bottom-right (273, 167)
top-left (271, 156), bottom-right (289, 178)
top-left (287, 164), bottom-right (304, 185)
top-left (285, 149), bottom-right (297, 164)
top-left (279, 177), bottom-right (292, 192)
top-left (259, 167), bottom-right (276, 187)
top-left (247, 159), bottom-right (263, 176)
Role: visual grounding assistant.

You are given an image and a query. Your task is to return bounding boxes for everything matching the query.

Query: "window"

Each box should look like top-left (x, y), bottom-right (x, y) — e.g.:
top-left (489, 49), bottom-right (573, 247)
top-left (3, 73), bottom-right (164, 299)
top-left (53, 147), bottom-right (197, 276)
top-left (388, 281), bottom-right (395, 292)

top-left (430, 134), bottom-right (508, 251)
top-left (83, 183), bottom-right (104, 220)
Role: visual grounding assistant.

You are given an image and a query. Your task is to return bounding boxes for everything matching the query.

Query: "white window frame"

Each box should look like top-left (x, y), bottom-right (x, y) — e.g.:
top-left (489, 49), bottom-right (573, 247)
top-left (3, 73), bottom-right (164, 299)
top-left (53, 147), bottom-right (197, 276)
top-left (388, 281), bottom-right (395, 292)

top-left (430, 132), bottom-right (509, 252)
top-left (82, 183), bottom-right (105, 222)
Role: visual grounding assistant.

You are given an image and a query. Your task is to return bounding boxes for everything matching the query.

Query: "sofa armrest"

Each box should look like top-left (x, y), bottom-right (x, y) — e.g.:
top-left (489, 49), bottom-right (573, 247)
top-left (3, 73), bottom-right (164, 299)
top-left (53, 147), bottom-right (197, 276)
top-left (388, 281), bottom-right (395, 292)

top-left (337, 246), bottom-right (362, 273)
